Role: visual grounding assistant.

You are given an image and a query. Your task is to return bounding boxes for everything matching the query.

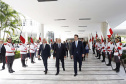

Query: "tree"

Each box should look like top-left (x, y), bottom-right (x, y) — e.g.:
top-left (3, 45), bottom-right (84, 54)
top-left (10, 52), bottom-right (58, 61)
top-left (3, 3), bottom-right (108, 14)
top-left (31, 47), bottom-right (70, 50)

top-left (0, 0), bottom-right (22, 40)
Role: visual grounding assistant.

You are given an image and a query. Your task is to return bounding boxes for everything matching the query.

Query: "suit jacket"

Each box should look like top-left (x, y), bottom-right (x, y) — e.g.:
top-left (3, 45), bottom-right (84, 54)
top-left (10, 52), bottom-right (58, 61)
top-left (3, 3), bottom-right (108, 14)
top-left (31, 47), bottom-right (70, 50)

top-left (38, 44), bottom-right (50, 59)
top-left (72, 41), bottom-right (84, 58)
top-left (54, 43), bottom-right (66, 59)
top-left (83, 41), bottom-right (86, 48)
top-left (0, 44), bottom-right (6, 57)
top-left (53, 43), bottom-right (57, 57)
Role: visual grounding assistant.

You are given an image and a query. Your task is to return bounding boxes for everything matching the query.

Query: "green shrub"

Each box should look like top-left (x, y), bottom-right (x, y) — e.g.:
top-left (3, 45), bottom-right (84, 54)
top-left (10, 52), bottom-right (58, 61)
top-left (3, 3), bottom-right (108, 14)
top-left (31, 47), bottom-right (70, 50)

top-left (122, 50), bottom-right (126, 59)
top-left (124, 59), bottom-right (126, 64)
top-left (15, 51), bottom-right (20, 59)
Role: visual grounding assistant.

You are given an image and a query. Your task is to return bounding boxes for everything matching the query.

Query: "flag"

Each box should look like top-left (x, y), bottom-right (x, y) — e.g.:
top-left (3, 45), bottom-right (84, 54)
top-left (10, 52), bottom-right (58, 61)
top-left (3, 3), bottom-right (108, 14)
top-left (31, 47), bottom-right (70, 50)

top-left (89, 38), bottom-right (91, 42)
top-left (50, 39), bottom-right (52, 42)
top-left (30, 35), bottom-right (33, 43)
top-left (109, 28), bottom-right (113, 35)
top-left (39, 33), bottom-right (41, 41)
top-left (107, 35), bottom-right (111, 38)
top-left (96, 32), bottom-right (98, 39)
top-left (92, 36), bottom-right (94, 42)
top-left (20, 32), bottom-right (25, 44)
top-left (101, 35), bottom-right (103, 43)
top-left (107, 28), bottom-right (113, 38)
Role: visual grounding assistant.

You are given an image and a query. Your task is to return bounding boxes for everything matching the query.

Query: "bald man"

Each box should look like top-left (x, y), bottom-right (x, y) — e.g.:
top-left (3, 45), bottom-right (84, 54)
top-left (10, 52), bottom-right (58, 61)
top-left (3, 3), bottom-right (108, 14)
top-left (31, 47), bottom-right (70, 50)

top-left (54, 38), bottom-right (66, 75)
top-left (38, 38), bottom-right (50, 74)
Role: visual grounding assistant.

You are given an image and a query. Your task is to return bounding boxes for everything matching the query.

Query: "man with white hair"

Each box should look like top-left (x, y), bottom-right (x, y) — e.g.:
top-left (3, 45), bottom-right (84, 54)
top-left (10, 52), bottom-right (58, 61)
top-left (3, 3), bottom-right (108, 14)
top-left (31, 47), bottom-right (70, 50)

top-left (38, 38), bottom-right (50, 74)
top-left (0, 39), bottom-right (6, 70)
top-left (54, 38), bottom-right (66, 75)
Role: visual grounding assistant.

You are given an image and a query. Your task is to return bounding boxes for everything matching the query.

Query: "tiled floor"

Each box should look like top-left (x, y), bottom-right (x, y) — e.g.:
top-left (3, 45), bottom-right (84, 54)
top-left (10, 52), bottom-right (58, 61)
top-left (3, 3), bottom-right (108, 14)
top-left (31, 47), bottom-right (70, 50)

top-left (0, 52), bottom-right (126, 84)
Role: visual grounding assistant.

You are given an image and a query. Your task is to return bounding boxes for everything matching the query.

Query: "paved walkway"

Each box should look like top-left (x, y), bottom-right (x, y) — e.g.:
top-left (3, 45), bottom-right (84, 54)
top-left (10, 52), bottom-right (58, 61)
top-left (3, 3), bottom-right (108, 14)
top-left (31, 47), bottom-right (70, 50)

top-left (0, 51), bottom-right (126, 84)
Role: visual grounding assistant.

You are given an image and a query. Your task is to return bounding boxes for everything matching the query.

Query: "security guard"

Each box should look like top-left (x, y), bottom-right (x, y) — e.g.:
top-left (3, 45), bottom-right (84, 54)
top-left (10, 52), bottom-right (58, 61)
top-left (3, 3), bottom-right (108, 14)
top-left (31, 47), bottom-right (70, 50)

top-left (4, 37), bottom-right (15, 73)
top-left (19, 42), bottom-right (28, 67)
top-left (113, 38), bottom-right (122, 72)
top-left (101, 40), bottom-right (106, 62)
top-left (30, 42), bottom-right (36, 63)
top-left (106, 38), bottom-right (114, 66)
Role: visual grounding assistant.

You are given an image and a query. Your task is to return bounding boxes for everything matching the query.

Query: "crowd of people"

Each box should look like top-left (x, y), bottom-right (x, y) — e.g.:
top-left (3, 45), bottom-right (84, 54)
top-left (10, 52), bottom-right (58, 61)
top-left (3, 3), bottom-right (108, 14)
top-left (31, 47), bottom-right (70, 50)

top-left (92, 37), bottom-right (123, 73)
top-left (0, 34), bottom-right (90, 76)
top-left (0, 34), bottom-right (122, 77)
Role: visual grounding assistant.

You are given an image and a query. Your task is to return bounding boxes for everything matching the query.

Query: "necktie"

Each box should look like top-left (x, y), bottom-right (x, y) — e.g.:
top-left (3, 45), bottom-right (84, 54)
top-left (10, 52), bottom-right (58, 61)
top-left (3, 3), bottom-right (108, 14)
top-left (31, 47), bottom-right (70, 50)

top-left (58, 44), bottom-right (60, 48)
top-left (43, 44), bottom-right (45, 49)
top-left (76, 41), bottom-right (77, 47)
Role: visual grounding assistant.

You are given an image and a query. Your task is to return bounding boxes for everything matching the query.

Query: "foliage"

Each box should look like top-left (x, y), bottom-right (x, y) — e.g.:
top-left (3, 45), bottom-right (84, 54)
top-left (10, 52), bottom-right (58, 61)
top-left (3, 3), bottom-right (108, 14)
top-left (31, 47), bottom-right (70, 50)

top-left (0, 0), bottom-right (23, 40)
top-left (14, 51), bottom-right (20, 59)
top-left (28, 36), bottom-right (37, 43)
top-left (12, 35), bottom-right (20, 43)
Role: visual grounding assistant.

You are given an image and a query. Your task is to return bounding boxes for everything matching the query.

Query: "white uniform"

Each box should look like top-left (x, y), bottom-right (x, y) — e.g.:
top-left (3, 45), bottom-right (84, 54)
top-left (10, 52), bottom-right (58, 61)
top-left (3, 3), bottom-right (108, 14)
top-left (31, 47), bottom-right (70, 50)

top-left (4, 42), bottom-right (15, 56)
top-left (97, 43), bottom-right (102, 51)
top-left (37, 43), bottom-right (40, 51)
top-left (95, 42), bottom-right (98, 50)
top-left (19, 43), bottom-right (27, 54)
top-left (114, 42), bottom-right (122, 59)
top-left (30, 43), bottom-right (35, 53)
top-left (101, 42), bottom-right (106, 52)
top-left (107, 42), bottom-right (114, 54)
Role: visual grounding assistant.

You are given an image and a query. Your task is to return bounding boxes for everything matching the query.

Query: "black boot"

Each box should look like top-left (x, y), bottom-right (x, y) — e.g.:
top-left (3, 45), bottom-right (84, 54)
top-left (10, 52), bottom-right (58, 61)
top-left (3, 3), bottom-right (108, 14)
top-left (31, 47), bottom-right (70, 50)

top-left (116, 63), bottom-right (120, 72)
top-left (7, 64), bottom-right (13, 73)
top-left (24, 60), bottom-right (28, 67)
top-left (21, 60), bottom-right (24, 67)
top-left (10, 63), bottom-right (15, 72)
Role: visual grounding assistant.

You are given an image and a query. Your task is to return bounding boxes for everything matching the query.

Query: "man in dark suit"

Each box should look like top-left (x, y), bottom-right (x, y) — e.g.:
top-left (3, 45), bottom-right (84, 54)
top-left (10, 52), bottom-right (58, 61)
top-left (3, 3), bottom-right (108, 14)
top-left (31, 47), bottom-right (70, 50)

top-left (0, 39), bottom-right (6, 70)
top-left (52, 38), bottom-right (58, 59)
top-left (65, 40), bottom-right (69, 57)
top-left (71, 34), bottom-right (84, 76)
top-left (54, 38), bottom-right (66, 75)
top-left (38, 38), bottom-right (50, 74)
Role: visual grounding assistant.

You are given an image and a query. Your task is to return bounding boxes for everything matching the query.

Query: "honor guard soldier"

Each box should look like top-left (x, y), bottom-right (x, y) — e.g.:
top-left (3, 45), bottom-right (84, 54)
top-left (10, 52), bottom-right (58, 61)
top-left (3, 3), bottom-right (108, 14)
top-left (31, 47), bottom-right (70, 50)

top-left (106, 38), bottom-right (114, 66)
top-left (19, 42), bottom-right (28, 67)
top-left (4, 37), bottom-right (15, 73)
top-left (37, 40), bottom-right (41, 60)
top-left (101, 40), bottom-right (106, 62)
top-left (95, 39), bottom-right (99, 57)
top-left (97, 39), bottom-right (102, 59)
top-left (113, 38), bottom-right (122, 72)
top-left (30, 42), bottom-right (36, 63)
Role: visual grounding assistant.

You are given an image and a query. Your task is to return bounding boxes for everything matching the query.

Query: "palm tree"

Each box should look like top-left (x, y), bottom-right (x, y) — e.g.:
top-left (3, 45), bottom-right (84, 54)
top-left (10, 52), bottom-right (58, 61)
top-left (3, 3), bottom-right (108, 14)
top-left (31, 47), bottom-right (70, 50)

top-left (0, 0), bottom-right (22, 40)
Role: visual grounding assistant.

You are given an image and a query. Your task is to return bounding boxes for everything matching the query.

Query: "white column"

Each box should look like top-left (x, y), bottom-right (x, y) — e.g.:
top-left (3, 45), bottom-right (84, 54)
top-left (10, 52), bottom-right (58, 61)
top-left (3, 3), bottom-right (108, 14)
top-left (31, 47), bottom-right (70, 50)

top-left (101, 22), bottom-right (108, 38)
top-left (38, 24), bottom-right (44, 41)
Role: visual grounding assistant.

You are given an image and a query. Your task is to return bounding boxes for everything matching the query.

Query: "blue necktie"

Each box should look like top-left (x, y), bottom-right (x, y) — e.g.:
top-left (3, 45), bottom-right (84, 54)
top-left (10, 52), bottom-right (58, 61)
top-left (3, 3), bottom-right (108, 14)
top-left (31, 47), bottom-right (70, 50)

top-left (76, 41), bottom-right (77, 47)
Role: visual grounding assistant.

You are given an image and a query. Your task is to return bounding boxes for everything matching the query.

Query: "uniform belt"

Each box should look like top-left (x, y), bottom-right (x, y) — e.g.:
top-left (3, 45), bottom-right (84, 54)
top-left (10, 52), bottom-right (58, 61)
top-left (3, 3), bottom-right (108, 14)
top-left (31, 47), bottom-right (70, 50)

top-left (6, 51), bottom-right (14, 53)
top-left (30, 49), bottom-right (35, 51)
top-left (107, 50), bottom-right (112, 51)
top-left (21, 51), bottom-right (27, 52)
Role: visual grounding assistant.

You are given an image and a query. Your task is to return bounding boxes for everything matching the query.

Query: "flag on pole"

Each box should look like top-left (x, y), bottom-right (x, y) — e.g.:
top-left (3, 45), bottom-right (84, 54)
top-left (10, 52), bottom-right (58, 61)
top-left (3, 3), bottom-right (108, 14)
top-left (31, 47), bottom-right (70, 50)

top-left (50, 39), bottom-right (52, 42)
top-left (39, 33), bottom-right (41, 41)
top-left (109, 28), bottom-right (113, 35)
top-left (96, 32), bottom-right (98, 39)
top-left (92, 36), bottom-right (94, 42)
top-left (101, 35), bottom-right (103, 43)
top-left (89, 37), bottom-right (91, 42)
top-left (30, 35), bottom-right (33, 43)
top-left (20, 32), bottom-right (25, 43)
top-left (107, 28), bottom-right (113, 38)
